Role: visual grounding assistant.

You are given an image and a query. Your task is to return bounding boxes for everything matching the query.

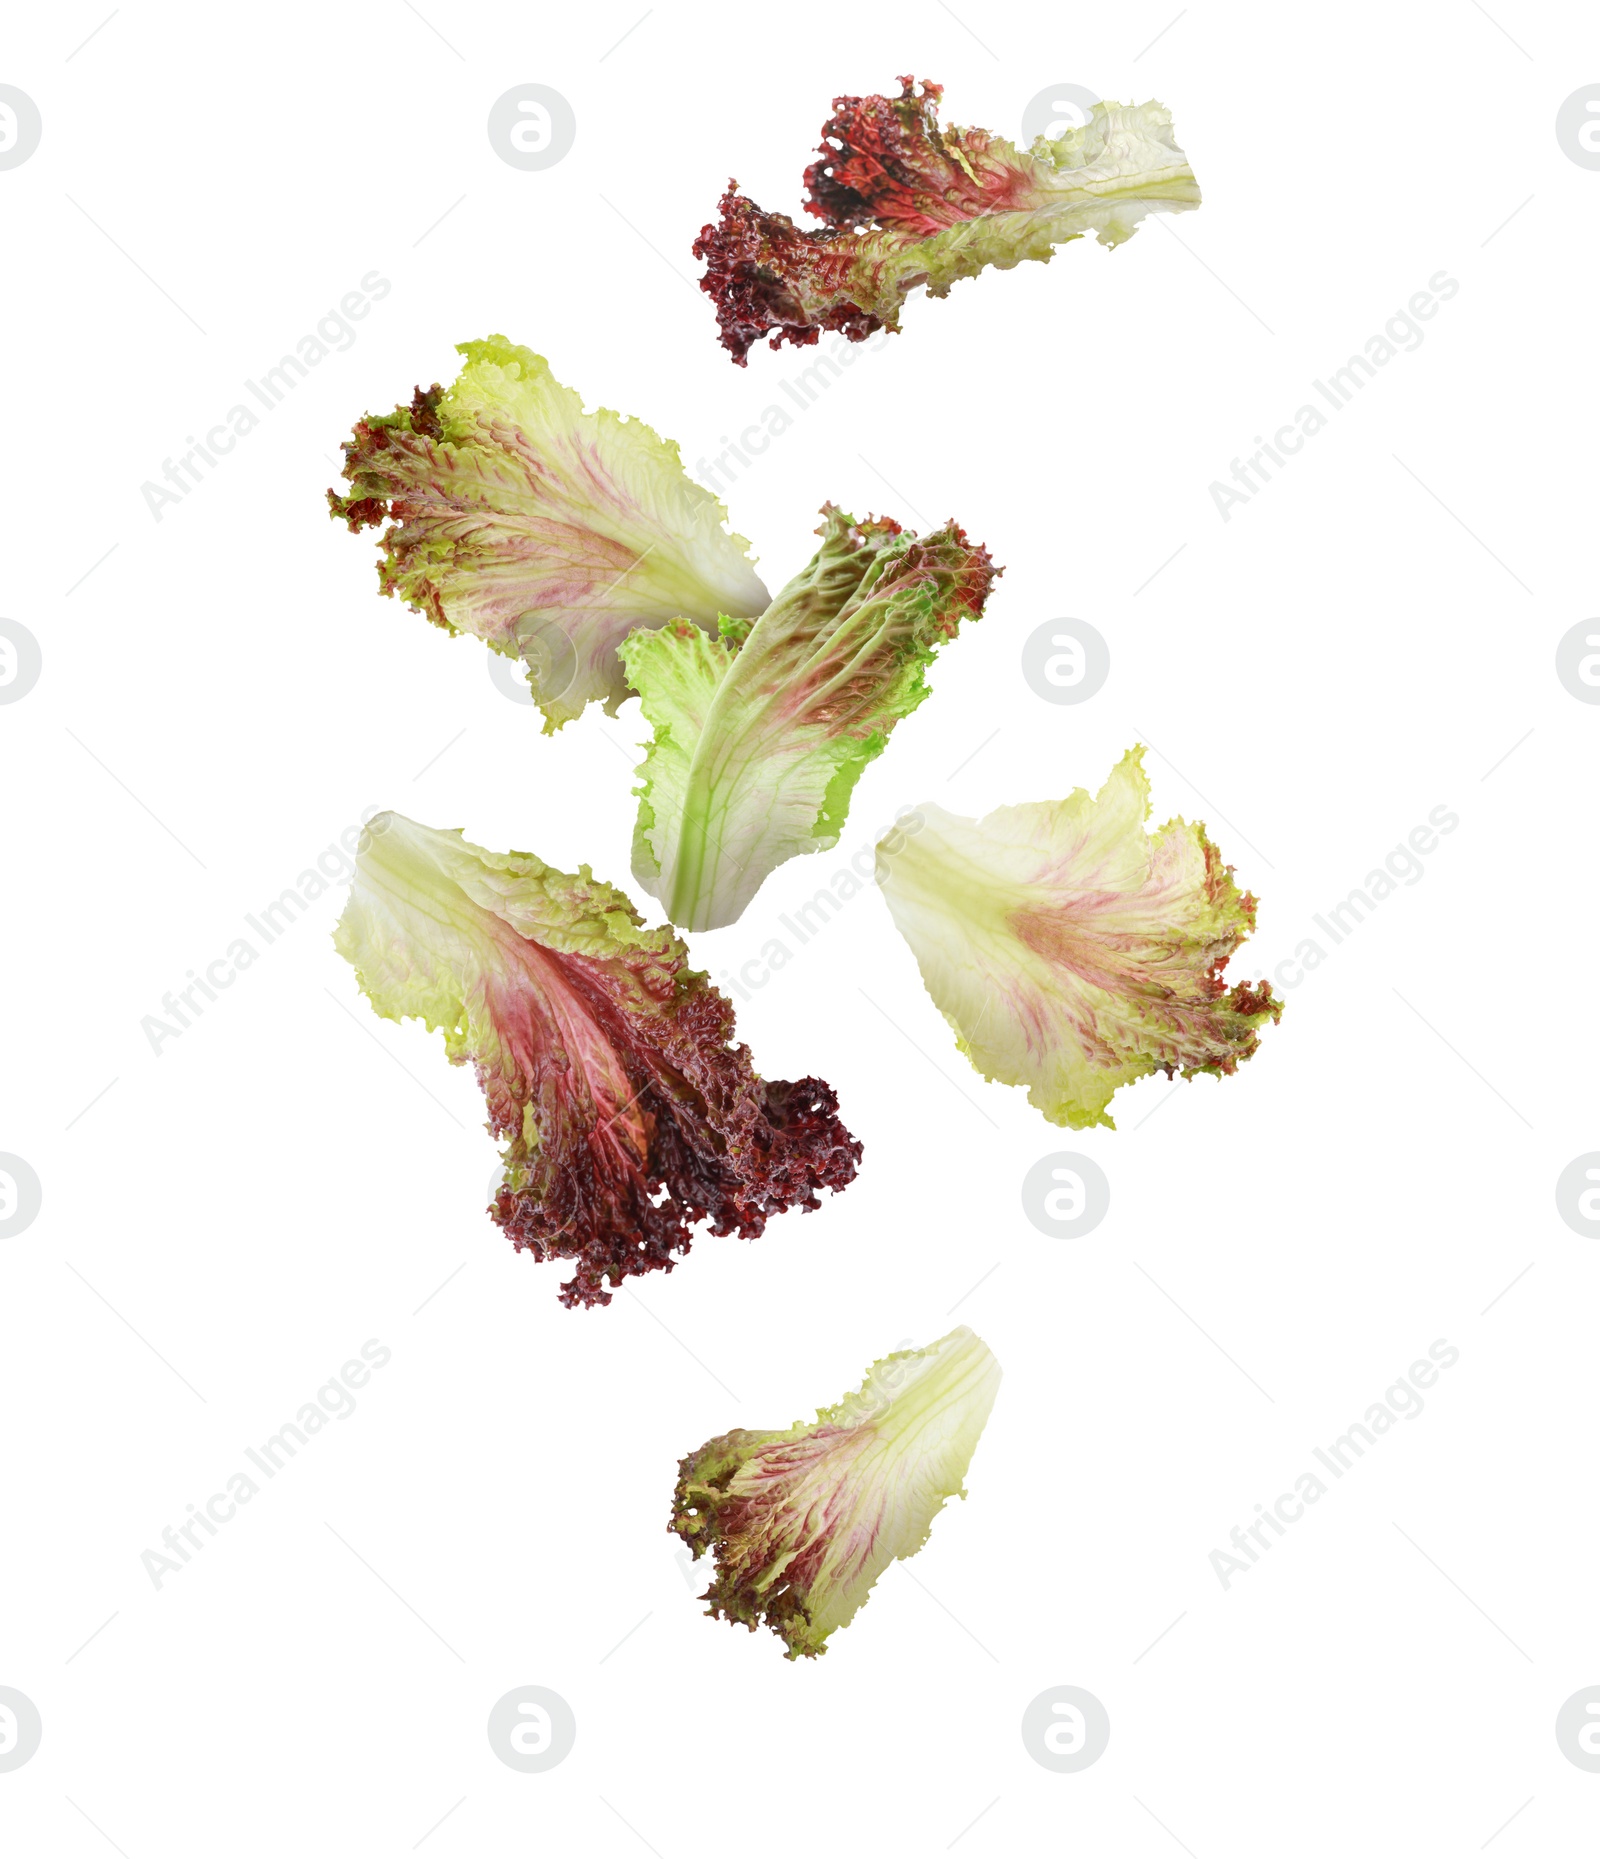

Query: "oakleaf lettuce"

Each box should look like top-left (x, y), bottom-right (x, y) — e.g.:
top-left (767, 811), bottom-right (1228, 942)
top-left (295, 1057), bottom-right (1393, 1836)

top-left (622, 505), bottom-right (997, 931)
top-left (874, 748), bottom-right (1282, 1129)
top-left (671, 1326), bottom-right (1000, 1658)
top-left (329, 336), bottom-right (768, 728)
top-left (696, 77), bottom-right (1200, 362)
top-left (333, 812), bottom-right (860, 1308)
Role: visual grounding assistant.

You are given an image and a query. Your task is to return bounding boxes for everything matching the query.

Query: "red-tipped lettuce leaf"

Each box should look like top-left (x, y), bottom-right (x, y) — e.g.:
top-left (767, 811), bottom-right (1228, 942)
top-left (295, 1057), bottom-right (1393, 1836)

top-left (333, 812), bottom-right (860, 1308)
top-left (621, 504), bottom-right (998, 931)
top-left (695, 78), bottom-right (1200, 363)
top-left (328, 336), bottom-right (768, 726)
top-left (671, 1326), bottom-right (1001, 1658)
top-left (874, 748), bottom-right (1282, 1129)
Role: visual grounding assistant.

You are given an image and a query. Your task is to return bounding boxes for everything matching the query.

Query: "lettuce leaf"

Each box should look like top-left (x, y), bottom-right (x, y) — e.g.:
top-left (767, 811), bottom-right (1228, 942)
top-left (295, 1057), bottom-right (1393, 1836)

top-left (671, 1326), bottom-right (1000, 1658)
top-left (333, 812), bottom-right (860, 1308)
top-left (328, 336), bottom-right (769, 728)
top-left (621, 505), bottom-right (998, 931)
top-left (874, 747), bottom-right (1282, 1130)
top-left (695, 77), bottom-right (1200, 362)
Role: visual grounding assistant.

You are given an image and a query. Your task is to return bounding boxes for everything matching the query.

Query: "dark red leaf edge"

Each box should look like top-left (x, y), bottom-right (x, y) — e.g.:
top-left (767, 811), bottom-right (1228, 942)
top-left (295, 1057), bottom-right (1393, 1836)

top-left (482, 920), bottom-right (862, 1311)
top-left (694, 76), bottom-right (1030, 364)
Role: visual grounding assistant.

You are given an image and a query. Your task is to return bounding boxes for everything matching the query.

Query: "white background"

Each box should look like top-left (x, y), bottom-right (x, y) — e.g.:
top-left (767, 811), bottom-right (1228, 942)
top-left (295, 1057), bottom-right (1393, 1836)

top-left (2, 2), bottom-right (1597, 1852)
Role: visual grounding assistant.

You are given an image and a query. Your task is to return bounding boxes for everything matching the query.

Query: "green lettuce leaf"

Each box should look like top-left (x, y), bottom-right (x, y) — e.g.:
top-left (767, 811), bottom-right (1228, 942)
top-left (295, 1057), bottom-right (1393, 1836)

top-left (621, 505), bottom-right (998, 931)
top-left (329, 336), bottom-right (768, 729)
top-left (332, 812), bottom-right (860, 1308)
top-left (874, 747), bottom-right (1283, 1130)
top-left (671, 1326), bottom-right (1000, 1658)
